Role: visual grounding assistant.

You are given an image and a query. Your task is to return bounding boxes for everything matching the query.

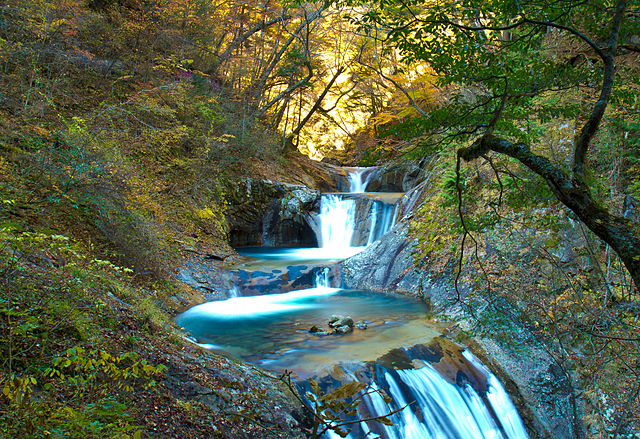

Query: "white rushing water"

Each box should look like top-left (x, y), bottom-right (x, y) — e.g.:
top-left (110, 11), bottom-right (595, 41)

top-left (319, 194), bottom-right (357, 248)
top-left (367, 202), bottom-right (398, 245)
top-left (325, 350), bottom-right (529, 439)
top-left (314, 267), bottom-right (332, 288)
top-left (317, 168), bottom-right (396, 252)
top-left (462, 351), bottom-right (529, 439)
top-left (347, 167), bottom-right (376, 193)
top-left (227, 285), bottom-right (241, 298)
top-left (180, 285), bottom-right (341, 319)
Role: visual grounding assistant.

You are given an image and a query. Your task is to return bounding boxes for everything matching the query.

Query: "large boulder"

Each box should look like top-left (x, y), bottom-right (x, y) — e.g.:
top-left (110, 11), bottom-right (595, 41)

top-left (340, 223), bottom-right (420, 294)
top-left (364, 157), bottom-right (435, 192)
top-left (262, 188), bottom-right (321, 246)
top-left (328, 315), bottom-right (354, 328)
top-left (328, 315), bottom-right (355, 334)
top-left (226, 178), bottom-right (320, 247)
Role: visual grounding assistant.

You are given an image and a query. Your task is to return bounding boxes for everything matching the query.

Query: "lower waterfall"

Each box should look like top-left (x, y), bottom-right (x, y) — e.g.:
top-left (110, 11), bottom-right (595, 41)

top-left (322, 349), bottom-right (528, 439)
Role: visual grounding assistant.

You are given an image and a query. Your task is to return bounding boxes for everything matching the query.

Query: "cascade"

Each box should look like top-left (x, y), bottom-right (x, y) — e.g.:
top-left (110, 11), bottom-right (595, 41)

top-left (228, 285), bottom-right (241, 298)
top-left (178, 166), bottom-right (531, 439)
top-left (314, 267), bottom-right (332, 288)
top-left (367, 202), bottom-right (398, 245)
top-left (178, 283), bottom-right (340, 320)
top-left (318, 194), bottom-right (357, 248)
top-left (324, 350), bottom-right (528, 439)
top-left (317, 167), bottom-right (397, 250)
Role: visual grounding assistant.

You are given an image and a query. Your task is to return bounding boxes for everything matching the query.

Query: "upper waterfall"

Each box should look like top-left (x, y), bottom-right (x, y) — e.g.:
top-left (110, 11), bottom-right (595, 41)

top-left (315, 167), bottom-right (397, 252)
top-left (347, 167), bottom-right (376, 193)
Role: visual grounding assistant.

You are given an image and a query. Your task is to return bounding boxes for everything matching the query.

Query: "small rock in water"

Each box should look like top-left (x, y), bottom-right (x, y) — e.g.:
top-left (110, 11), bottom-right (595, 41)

top-left (328, 315), bottom-right (354, 329)
top-left (309, 325), bottom-right (330, 336)
top-left (333, 325), bottom-right (353, 334)
top-left (355, 320), bottom-right (368, 330)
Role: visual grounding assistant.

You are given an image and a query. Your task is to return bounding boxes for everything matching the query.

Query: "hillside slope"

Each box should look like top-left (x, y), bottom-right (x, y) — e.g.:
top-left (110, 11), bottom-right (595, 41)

top-left (0, 1), bottom-right (329, 437)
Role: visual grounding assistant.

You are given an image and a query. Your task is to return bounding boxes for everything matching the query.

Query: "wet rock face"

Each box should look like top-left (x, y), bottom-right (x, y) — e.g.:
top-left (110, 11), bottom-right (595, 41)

top-left (365, 158), bottom-right (434, 192)
top-left (340, 223), bottom-right (421, 295)
top-left (226, 178), bottom-right (320, 247)
top-left (262, 188), bottom-right (321, 247)
top-left (163, 345), bottom-right (306, 439)
top-left (354, 320), bottom-right (368, 330)
top-left (309, 326), bottom-right (331, 336)
top-left (229, 264), bottom-right (328, 296)
top-left (176, 256), bottom-right (231, 301)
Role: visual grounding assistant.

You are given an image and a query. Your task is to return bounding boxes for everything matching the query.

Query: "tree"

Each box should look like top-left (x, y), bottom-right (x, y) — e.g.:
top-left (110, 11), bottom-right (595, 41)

top-left (339, 0), bottom-right (640, 291)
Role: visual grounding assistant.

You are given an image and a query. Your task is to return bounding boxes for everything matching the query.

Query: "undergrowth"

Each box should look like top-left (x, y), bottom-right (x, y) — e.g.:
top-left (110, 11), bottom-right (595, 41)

top-left (0, 226), bottom-right (169, 438)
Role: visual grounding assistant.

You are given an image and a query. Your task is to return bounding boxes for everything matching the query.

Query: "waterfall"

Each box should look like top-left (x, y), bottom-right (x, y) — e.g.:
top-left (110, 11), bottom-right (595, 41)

top-left (318, 194), bottom-right (357, 248)
top-left (179, 284), bottom-right (341, 320)
top-left (367, 202), bottom-right (397, 245)
top-left (228, 285), bottom-right (241, 298)
top-left (462, 351), bottom-right (529, 438)
top-left (367, 202), bottom-right (379, 246)
top-left (348, 167), bottom-right (375, 193)
top-left (314, 267), bottom-right (331, 288)
top-left (319, 350), bottom-right (528, 439)
top-left (316, 168), bottom-right (397, 250)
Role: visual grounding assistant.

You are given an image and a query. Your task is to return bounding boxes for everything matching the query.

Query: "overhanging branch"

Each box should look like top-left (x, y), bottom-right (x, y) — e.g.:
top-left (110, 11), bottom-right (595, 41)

top-left (459, 134), bottom-right (640, 292)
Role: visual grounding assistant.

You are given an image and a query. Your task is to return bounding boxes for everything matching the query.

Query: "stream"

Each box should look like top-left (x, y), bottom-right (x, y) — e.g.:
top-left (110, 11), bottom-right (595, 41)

top-left (178, 167), bottom-right (529, 438)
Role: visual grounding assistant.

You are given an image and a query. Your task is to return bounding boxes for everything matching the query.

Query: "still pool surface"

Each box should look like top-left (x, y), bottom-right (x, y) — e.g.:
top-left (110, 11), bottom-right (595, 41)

top-left (176, 287), bottom-right (438, 377)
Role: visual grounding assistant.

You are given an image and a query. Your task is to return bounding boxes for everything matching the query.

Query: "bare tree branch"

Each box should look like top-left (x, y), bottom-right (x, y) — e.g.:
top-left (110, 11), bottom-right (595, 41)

top-left (208, 12), bottom-right (292, 74)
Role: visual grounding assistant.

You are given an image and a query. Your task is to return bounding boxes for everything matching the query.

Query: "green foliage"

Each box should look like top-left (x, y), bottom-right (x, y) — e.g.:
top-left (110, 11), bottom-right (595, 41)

top-left (49, 399), bottom-right (140, 439)
top-left (304, 378), bottom-right (394, 438)
top-left (1, 374), bottom-right (37, 407)
top-left (0, 1), bottom-right (337, 437)
top-left (439, 167), bottom-right (465, 206)
top-left (45, 346), bottom-right (166, 393)
top-left (0, 221), bottom-right (171, 439)
top-left (619, 117), bottom-right (640, 199)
